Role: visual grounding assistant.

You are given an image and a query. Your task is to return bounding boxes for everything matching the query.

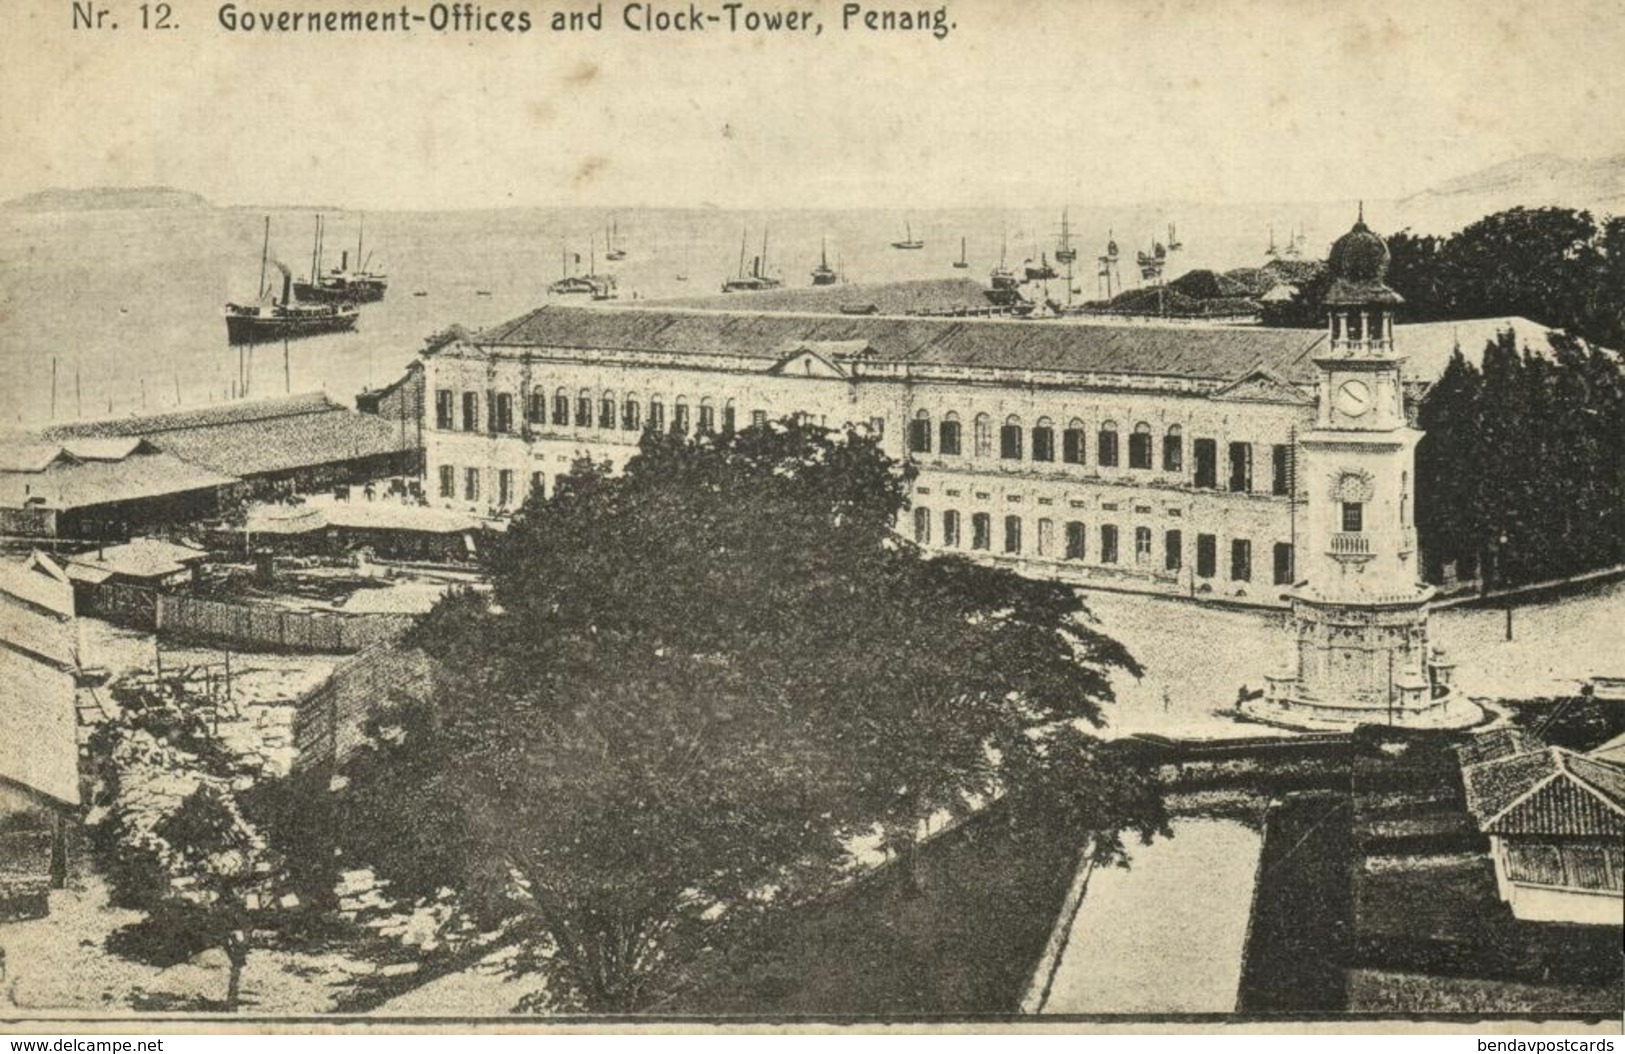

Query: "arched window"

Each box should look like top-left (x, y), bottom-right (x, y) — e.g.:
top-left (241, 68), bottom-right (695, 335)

top-left (909, 409), bottom-right (932, 454)
top-left (1129, 422), bottom-right (1153, 469)
top-left (600, 390), bottom-right (616, 430)
top-left (1135, 525), bottom-right (1153, 562)
top-left (1032, 417), bottom-right (1056, 462)
top-left (939, 411), bottom-right (962, 456)
top-left (1063, 418), bottom-right (1086, 465)
top-left (576, 387), bottom-right (593, 427)
top-left (1037, 518), bottom-right (1054, 556)
top-left (1065, 521), bottom-right (1087, 560)
top-left (974, 413), bottom-right (993, 458)
top-left (1098, 420), bottom-right (1120, 467)
top-left (530, 385), bottom-right (547, 425)
top-left (530, 472), bottom-right (545, 500)
top-left (942, 509), bottom-right (961, 547)
top-left (493, 392), bottom-right (514, 434)
top-left (1163, 424), bottom-right (1183, 472)
top-left (1003, 515), bottom-right (1023, 554)
top-left (913, 507), bottom-right (932, 544)
top-left (698, 396), bottom-right (716, 434)
top-left (972, 512), bottom-right (992, 550)
top-left (553, 386), bottom-right (569, 426)
top-left (648, 395), bottom-right (665, 433)
top-left (622, 394), bottom-right (641, 431)
top-left (673, 396), bottom-right (690, 435)
top-left (723, 398), bottom-right (737, 434)
top-left (1000, 415), bottom-right (1023, 460)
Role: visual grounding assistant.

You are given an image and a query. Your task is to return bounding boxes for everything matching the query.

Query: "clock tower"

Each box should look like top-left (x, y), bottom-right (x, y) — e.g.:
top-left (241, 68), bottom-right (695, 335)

top-left (1243, 209), bottom-right (1480, 731)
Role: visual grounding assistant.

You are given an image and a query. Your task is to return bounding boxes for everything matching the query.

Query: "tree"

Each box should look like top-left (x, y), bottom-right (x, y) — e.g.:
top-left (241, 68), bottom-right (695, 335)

top-left (331, 420), bottom-right (1158, 1011)
top-left (86, 684), bottom-right (332, 1010)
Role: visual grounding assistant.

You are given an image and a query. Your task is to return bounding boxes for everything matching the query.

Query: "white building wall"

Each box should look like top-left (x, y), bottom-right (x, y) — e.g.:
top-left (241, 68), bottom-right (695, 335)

top-left (420, 344), bottom-right (1318, 606)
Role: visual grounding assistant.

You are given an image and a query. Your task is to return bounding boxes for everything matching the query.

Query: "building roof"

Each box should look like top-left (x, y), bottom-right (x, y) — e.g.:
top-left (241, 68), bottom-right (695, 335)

top-left (42, 393), bottom-right (414, 480)
top-left (63, 538), bottom-right (207, 583)
top-left (1398, 317), bottom-right (1605, 388)
top-left (1590, 732), bottom-right (1625, 766)
top-left (0, 447), bottom-right (235, 512)
top-left (469, 305), bottom-right (1331, 385)
top-left (247, 495), bottom-right (485, 536)
top-left (1462, 746), bottom-right (1625, 837)
top-left (1455, 726), bottom-right (1537, 769)
top-left (637, 278), bottom-right (1002, 317)
top-left (0, 574), bottom-right (80, 806)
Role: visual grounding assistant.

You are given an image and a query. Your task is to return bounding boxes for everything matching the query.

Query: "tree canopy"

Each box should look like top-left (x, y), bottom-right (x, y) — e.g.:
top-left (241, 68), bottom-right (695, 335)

top-left (328, 420), bottom-right (1161, 1011)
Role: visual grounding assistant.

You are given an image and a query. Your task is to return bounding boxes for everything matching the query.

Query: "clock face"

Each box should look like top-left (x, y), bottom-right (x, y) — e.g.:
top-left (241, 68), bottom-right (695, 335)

top-left (1335, 379), bottom-right (1373, 417)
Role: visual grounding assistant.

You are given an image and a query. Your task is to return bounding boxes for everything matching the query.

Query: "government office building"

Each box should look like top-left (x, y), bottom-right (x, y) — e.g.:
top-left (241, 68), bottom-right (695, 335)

top-left (408, 255), bottom-right (1539, 609)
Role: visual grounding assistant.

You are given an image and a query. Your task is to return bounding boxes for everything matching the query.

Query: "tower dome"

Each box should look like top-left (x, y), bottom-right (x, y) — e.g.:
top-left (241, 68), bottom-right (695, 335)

top-left (1327, 217), bottom-right (1389, 283)
top-left (1324, 206), bottom-right (1403, 307)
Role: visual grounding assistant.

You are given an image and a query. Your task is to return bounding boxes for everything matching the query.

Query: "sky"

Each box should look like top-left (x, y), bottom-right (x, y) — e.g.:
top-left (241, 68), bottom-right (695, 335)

top-left (2, 0), bottom-right (1623, 210)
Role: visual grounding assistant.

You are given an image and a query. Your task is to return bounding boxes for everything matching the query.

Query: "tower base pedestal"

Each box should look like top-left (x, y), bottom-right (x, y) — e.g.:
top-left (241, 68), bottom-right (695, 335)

top-left (1238, 690), bottom-right (1484, 733)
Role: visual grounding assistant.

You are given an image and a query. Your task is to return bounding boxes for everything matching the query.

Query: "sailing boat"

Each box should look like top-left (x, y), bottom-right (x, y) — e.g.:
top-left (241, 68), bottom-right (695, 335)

top-left (952, 236), bottom-right (969, 269)
top-left (549, 246), bottom-right (596, 295)
top-left (605, 218), bottom-right (627, 262)
top-left (1265, 226), bottom-right (1279, 258)
top-left (811, 237), bottom-right (837, 286)
top-left (891, 218), bottom-right (924, 250)
top-left (1055, 209), bottom-right (1078, 265)
top-left (586, 237), bottom-right (618, 299)
top-left (723, 229), bottom-right (783, 292)
top-left (1167, 223), bottom-right (1183, 252)
top-left (989, 236), bottom-right (1020, 295)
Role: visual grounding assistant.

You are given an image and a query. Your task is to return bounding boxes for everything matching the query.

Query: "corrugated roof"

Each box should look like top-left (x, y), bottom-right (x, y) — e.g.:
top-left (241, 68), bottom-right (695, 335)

top-left (0, 449), bottom-right (234, 512)
top-left (0, 642), bottom-right (80, 807)
top-left (41, 393), bottom-right (413, 480)
top-left (471, 305), bottom-right (1330, 384)
top-left (63, 538), bottom-right (206, 582)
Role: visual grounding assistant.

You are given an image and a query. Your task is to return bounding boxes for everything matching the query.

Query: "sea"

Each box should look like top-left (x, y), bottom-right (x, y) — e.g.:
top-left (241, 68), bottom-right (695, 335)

top-left (0, 198), bottom-right (1467, 430)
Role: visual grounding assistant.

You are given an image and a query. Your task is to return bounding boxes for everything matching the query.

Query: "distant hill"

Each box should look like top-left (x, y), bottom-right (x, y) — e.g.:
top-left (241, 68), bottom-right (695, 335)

top-left (3, 185), bottom-right (210, 212)
top-left (1402, 154), bottom-right (1625, 215)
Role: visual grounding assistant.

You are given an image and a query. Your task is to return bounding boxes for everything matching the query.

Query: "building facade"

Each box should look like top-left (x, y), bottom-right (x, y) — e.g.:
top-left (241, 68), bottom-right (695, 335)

top-left (416, 304), bottom-right (1343, 606)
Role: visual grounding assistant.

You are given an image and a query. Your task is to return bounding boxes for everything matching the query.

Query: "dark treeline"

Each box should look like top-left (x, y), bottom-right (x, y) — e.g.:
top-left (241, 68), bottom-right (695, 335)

top-left (1266, 206), bottom-right (1625, 348)
top-left (1416, 331), bottom-right (1625, 588)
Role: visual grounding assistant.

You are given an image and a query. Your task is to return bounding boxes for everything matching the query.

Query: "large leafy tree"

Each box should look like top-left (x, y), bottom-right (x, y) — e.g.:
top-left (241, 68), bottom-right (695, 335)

top-left (86, 685), bottom-right (335, 1010)
top-left (330, 421), bottom-right (1159, 1011)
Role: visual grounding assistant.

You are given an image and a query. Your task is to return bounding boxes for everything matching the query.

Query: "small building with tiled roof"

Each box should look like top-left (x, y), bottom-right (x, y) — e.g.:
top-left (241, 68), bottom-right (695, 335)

top-left (0, 437), bottom-right (234, 539)
top-left (1459, 732), bottom-right (1625, 925)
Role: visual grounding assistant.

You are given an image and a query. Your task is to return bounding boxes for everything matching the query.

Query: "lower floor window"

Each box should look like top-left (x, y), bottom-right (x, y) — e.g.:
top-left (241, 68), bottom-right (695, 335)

top-left (530, 472), bottom-right (545, 499)
top-left (1065, 521), bottom-right (1086, 560)
top-left (972, 513), bottom-right (991, 551)
top-left (1273, 542), bottom-right (1294, 585)
top-left (1196, 534), bottom-right (1217, 578)
top-left (1100, 524), bottom-right (1119, 564)
top-left (464, 467), bottom-right (481, 502)
top-left (1004, 515), bottom-right (1022, 555)
top-left (438, 464), bottom-right (455, 499)
top-left (914, 507), bottom-right (932, 544)
top-left (1165, 529), bottom-right (1182, 572)
top-left (1231, 538), bottom-right (1252, 582)
top-left (942, 510), bottom-right (961, 548)
top-left (1036, 518), bottom-right (1054, 557)
top-left (498, 469), bottom-right (514, 507)
top-left (1134, 526), bottom-right (1153, 563)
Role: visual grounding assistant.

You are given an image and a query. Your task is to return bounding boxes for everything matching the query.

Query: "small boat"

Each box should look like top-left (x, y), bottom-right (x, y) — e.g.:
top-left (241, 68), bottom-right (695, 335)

top-left (722, 229), bottom-right (783, 293)
top-left (550, 242), bottom-right (614, 295)
top-left (811, 237), bottom-right (837, 286)
top-left (412, 290), bottom-right (428, 297)
top-left (891, 219), bottom-right (924, 250)
top-left (225, 218), bottom-right (360, 345)
top-left (952, 236), bottom-right (969, 269)
top-left (1055, 209), bottom-right (1078, 265)
top-left (475, 290), bottom-right (493, 297)
top-left (605, 218), bottom-right (627, 262)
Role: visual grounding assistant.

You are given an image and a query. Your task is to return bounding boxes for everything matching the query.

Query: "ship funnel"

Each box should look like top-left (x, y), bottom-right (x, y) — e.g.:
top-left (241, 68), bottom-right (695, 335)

top-left (341, 250), bottom-right (349, 271)
top-left (270, 259), bottom-right (293, 303)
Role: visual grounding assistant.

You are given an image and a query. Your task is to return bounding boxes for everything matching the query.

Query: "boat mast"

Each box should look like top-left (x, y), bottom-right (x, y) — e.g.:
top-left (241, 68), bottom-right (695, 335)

top-left (761, 229), bottom-right (769, 278)
top-left (258, 216), bottom-right (270, 300)
top-left (356, 214), bottom-right (364, 273)
top-left (738, 230), bottom-right (747, 279)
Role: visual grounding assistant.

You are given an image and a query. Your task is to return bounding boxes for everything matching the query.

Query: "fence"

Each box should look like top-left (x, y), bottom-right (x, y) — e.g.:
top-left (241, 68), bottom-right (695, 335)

top-left (292, 643), bottom-right (438, 769)
top-left (83, 582), bottom-right (415, 654)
